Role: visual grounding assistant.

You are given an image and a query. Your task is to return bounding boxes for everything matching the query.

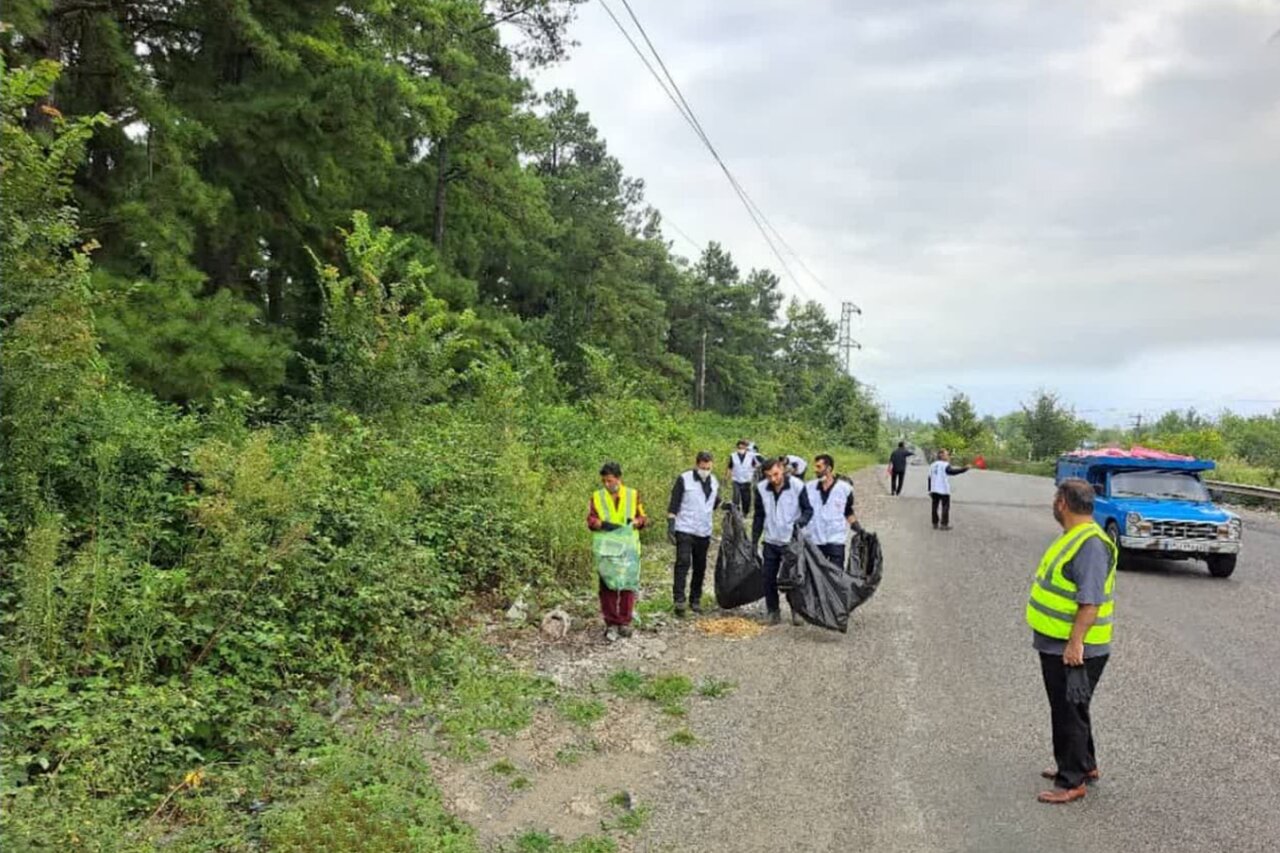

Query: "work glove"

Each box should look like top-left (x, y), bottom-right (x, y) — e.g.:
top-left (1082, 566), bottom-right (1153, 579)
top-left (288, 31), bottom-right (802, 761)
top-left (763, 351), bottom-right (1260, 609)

top-left (1065, 665), bottom-right (1093, 704)
top-left (666, 520), bottom-right (677, 546)
top-left (600, 521), bottom-right (620, 532)
top-left (851, 521), bottom-right (866, 536)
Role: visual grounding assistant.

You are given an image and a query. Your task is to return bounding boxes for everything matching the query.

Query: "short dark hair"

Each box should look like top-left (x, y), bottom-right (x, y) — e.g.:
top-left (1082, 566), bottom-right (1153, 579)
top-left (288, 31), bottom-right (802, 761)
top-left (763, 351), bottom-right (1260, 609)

top-left (1056, 479), bottom-right (1094, 515)
top-left (898, 441), bottom-right (905, 448)
top-left (760, 457), bottom-right (783, 473)
top-left (695, 450), bottom-right (713, 464)
top-left (736, 439), bottom-right (748, 447)
top-left (599, 461), bottom-right (622, 478)
top-left (814, 453), bottom-right (835, 470)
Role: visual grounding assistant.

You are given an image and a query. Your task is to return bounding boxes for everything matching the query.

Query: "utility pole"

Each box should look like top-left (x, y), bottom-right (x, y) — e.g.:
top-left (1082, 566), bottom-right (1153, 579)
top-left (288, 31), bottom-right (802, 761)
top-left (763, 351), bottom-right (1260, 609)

top-left (1131, 413), bottom-right (1144, 437)
top-left (837, 301), bottom-right (862, 374)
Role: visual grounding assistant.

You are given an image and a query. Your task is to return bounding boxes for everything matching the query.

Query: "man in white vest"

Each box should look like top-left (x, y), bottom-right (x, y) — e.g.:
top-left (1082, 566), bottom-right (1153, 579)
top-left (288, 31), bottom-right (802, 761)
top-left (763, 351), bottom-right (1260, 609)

top-left (666, 451), bottom-right (721, 616)
top-left (927, 449), bottom-right (970, 530)
top-left (752, 457), bottom-right (814, 625)
top-left (726, 439), bottom-right (761, 515)
top-left (805, 454), bottom-right (859, 568)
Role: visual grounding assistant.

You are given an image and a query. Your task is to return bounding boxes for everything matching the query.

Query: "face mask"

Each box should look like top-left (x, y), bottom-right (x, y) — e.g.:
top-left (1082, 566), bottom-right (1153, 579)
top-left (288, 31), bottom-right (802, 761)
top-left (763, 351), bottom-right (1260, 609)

top-left (695, 469), bottom-right (710, 481)
top-left (605, 482), bottom-right (620, 494)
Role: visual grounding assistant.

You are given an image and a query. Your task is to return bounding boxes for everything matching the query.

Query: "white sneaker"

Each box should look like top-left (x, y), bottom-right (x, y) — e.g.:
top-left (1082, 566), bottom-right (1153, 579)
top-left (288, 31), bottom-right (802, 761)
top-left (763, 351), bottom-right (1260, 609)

top-left (604, 626), bottom-right (620, 643)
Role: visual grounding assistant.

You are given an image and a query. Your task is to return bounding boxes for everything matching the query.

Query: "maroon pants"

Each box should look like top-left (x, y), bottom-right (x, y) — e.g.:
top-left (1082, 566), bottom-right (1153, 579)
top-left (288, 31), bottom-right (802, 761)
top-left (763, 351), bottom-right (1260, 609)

top-left (598, 579), bottom-right (636, 626)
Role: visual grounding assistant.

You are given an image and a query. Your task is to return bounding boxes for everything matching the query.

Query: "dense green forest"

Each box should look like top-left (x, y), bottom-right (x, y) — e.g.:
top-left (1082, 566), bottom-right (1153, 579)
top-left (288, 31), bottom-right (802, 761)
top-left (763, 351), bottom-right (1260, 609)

top-left (1, 1), bottom-right (881, 847)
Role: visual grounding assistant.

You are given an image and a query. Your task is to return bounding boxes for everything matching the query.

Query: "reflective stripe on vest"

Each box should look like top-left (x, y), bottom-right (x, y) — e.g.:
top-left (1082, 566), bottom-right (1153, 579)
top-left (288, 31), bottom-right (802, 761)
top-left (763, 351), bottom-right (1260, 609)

top-left (757, 476), bottom-right (805, 545)
top-left (593, 487), bottom-right (640, 545)
top-left (730, 451), bottom-right (756, 484)
top-left (1025, 522), bottom-right (1117, 645)
top-left (805, 479), bottom-right (853, 546)
top-left (672, 471), bottom-right (718, 537)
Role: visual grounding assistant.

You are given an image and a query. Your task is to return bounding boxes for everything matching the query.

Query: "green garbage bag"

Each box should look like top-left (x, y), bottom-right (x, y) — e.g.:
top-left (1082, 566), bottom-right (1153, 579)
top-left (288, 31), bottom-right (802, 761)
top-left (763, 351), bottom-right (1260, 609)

top-left (593, 526), bottom-right (641, 591)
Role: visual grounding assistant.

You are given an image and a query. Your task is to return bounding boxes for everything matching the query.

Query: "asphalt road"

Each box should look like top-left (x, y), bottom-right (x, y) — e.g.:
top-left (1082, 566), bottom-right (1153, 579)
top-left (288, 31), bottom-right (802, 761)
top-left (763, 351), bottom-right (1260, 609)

top-left (644, 467), bottom-right (1280, 853)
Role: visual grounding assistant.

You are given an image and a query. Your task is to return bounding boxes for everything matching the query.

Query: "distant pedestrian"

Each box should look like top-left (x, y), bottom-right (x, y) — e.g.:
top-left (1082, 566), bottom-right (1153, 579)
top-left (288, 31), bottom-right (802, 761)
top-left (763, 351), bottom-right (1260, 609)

top-left (888, 441), bottom-right (914, 495)
top-left (805, 454), bottom-right (859, 568)
top-left (726, 439), bottom-right (761, 515)
top-left (667, 451), bottom-right (721, 616)
top-left (752, 458), bottom-right (813, 625)
top-left (1028, 479), bottom-right (1117, 804)
top-left (587, 461), bottom-right (648, 641)
top-left (927, 449), bottom-right (970, 530)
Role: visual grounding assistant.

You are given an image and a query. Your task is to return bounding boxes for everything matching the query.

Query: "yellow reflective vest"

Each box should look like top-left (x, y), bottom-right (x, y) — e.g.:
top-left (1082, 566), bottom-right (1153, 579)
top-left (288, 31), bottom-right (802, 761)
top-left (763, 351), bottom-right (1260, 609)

top-left (1025, 522), bottom-right (1117, 646)
top-left (592, 486), bottom-right (641, 547)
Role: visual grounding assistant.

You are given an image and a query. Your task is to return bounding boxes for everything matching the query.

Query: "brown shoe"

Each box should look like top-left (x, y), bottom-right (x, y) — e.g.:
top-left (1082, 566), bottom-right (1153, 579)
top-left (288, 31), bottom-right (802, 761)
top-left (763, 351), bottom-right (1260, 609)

top-left (1037, 785), bottom-right (1087, 804)
top-left (1040, 767), bottom-right (1101, 782)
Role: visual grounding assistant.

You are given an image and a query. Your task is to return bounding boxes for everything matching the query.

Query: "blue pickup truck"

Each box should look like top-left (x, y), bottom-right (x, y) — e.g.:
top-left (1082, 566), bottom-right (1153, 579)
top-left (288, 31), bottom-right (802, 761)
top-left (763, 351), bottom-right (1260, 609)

top-left (1055, 452), bottom-right (1243, 578)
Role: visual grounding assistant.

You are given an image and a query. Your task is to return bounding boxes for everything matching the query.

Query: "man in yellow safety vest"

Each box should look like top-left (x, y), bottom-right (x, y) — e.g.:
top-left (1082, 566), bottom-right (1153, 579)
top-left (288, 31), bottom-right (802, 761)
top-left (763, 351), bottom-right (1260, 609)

top-left (1027, 478), bottom-right (1117, 804)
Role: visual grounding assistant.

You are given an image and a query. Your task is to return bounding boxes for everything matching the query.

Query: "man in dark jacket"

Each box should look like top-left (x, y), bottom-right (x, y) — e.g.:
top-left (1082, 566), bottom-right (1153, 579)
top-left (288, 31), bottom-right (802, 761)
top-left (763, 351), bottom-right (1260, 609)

top-left (888, 441), bottom-right (914, 495)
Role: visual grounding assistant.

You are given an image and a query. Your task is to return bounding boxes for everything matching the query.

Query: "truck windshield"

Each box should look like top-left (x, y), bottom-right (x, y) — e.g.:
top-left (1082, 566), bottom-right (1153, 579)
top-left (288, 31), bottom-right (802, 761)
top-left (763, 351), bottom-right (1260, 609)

top-left (1110, 471), bottom-right (1210, 502)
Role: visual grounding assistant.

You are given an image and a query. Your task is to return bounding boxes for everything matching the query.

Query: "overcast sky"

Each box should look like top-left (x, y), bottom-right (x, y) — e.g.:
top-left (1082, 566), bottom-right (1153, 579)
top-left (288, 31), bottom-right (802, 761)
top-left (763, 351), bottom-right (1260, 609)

top-left (534, 0), bottom-right (1280, 425)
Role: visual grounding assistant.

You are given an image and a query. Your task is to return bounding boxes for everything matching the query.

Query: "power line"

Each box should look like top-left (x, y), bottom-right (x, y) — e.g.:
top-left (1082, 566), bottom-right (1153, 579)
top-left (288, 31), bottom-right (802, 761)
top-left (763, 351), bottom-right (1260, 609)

top-left (662, 217), bottom-right (702, 254)
top-left (598, 0), bottom-right (830, 306)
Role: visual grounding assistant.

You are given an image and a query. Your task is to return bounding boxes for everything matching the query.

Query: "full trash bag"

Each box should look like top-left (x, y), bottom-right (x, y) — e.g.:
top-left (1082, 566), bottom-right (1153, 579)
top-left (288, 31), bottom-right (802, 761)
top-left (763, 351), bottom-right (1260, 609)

top-left (785, 529), bottom-right (886, 633)
top-left (593, 526), bottom-right (640, 591)
top-left (784, 537), bottom-right (856, 633)
top-left (714, 505), bottom-right (764, 609)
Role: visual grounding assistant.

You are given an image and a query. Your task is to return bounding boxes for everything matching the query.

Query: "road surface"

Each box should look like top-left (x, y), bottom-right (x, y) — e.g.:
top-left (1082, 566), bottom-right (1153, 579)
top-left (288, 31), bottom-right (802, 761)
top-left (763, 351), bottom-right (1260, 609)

top-left (641, 467), bottom-right (1280, 852)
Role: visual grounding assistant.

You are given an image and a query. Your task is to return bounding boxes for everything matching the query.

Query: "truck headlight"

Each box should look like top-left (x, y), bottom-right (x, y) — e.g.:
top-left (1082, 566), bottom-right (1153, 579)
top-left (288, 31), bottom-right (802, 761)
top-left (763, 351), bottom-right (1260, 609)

top-left (1125, 512), bottom-right (1142, 537)
top-left (1221, 518), bottom-right (1242, 540)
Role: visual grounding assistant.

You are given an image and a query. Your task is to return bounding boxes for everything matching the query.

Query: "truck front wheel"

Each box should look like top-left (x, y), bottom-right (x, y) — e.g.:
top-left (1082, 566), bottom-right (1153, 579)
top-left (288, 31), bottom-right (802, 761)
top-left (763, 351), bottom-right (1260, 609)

top-left (1207, 554), bottom-right (1237, 579)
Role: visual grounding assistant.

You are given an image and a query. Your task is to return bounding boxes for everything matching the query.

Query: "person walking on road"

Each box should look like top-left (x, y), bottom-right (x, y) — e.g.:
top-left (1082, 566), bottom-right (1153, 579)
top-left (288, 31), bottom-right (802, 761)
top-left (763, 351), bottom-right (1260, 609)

top-left (587, 462), bottom-right (648, 641)
top-left (888, 441), bottom-right (914, 496)
top-left (927, 449), bottom-right (969, 530)
top-left (752, 458), bottom-right (813, 625)
top-left (805, 454), bottom-right (859, 568)
top-left (667, 451), bottom-right (721, 616)
top-left (1028, 478), bottom-right (1117, 804)
top-left (727, 439), bottom-right (761, 516)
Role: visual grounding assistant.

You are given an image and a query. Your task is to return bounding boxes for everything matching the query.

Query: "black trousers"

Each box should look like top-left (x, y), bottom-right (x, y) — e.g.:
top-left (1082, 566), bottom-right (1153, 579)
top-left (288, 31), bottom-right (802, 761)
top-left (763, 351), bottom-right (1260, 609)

top-left (672, 532), bottom-right (710, 606)
top-left (890, 469), bottom-right (905, 495)
top-left (732, 481), bottom-right (754, 516)
top-left (1040, 653), bottom-right (1109, 789)
top-left (761, 541), bottom-right (785, 614)
top-left (930, 492), bottom-right (951, 527)
top-left (818, 543), bottom-right (846, 570)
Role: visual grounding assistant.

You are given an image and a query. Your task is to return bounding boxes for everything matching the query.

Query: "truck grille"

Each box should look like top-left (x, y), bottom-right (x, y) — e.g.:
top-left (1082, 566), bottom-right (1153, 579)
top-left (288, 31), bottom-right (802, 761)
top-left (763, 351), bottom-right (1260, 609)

top-left (1150, 520), bottom-right (1218, 540)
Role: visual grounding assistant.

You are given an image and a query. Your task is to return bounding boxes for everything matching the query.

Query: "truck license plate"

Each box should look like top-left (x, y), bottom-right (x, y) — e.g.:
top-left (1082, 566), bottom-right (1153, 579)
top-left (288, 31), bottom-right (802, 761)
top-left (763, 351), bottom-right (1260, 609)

top-left (1165, 541), bottom-right (1212, 553)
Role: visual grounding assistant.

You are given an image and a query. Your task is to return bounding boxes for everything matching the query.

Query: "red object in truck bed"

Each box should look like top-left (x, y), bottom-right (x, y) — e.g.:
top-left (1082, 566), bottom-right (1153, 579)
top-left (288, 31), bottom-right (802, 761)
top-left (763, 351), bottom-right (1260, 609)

top-left (1065, 445), bottom-right (1195, 461)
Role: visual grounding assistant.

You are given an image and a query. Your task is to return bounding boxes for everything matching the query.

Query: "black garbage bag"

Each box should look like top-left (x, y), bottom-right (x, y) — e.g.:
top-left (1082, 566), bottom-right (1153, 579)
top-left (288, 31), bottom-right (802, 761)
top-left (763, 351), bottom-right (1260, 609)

top-left (846, 530), bottom-right (884, 613)
top-left (785, 536), bottom-right (856, 633)
top-left (714, 505), bottom-right (765, 609)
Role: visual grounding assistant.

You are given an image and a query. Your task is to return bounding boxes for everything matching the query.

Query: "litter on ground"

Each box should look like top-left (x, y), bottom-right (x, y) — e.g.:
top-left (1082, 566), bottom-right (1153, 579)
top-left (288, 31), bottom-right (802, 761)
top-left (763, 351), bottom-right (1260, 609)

top-left (695, 616), bottom-right (765, 640)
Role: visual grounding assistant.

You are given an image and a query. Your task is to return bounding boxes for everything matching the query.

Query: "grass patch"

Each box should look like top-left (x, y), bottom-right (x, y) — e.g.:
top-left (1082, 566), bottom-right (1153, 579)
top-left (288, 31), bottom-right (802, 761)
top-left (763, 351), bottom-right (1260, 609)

top-left (643, 674), bottom-right (693, 705)
top-left (490, 758), bottom-right (519, 776)
top-left (668, 728), bottom-right (698, 747)
top-left (554, 745), bottom-right (586, 766)
top-left (512, 830), bottom-right (618, 853)
top-left (559, 697), bottom-right (607, 727)
top-left (660, 703), bottom-right (687, 718)
top-left (602, 793), bottom-right (651, 835)
top-left (606, 669), bottom-right (647, 698)
top-left (697, 677), bottom-right (737, 699)
top-left (510, 775), bottom-right (533, 791)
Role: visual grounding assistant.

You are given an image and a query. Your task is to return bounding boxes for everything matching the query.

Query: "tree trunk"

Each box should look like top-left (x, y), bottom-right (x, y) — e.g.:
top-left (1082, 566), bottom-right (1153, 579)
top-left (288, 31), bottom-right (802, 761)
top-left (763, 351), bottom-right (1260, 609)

top-left (697, 326), bottom-right (708, 410)
top-left (432, 139), bottom-right (449, 250)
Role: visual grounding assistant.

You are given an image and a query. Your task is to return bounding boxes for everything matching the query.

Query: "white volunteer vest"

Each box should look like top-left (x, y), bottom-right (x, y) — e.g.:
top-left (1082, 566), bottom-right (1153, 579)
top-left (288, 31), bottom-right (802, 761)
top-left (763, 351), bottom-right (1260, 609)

top-left (757, 476), bottom-right (806, 546)
top-left (928, 461), bottom-right (952, 495)
top-left (805, 478), bottom-right (854, 546)
top-left (672, 470), bottom-right (719, 537)
top-left (729, 451), bottom-right (756, 484)
top-left (787, 455), bottom-right (808, 477)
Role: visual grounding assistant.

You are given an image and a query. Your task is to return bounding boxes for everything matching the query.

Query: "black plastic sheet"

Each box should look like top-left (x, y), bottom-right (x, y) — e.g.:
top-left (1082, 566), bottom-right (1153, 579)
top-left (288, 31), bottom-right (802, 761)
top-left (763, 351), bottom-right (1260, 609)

top-left (714, 504), bottom-right (765, 609)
